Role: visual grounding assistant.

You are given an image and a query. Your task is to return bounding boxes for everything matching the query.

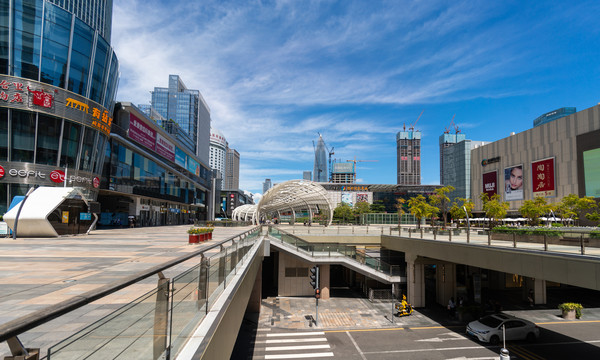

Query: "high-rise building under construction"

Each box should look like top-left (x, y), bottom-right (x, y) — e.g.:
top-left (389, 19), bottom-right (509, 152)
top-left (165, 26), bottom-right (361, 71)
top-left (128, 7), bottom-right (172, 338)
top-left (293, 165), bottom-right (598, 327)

top-left (313, 135), bottom-right (328, 182)
top-left (396, 130), bottom-right (421, 185)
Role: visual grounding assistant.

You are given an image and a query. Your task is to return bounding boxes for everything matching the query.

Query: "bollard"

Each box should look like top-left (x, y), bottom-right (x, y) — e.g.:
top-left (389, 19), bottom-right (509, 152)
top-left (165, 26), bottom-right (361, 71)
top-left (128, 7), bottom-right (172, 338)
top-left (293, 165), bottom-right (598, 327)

top-left (449, 229), bottom-right (452, 242)
top-left (581, 234), bottom-right (585, 255)
top-left (544, 234), bottom-right (548, 251)
top-left (420, 229), bottom-right (423, 239)
top-left (513, 232), bottom-right (517, 248)
top-left (500, 347), bottom-right (510, 360)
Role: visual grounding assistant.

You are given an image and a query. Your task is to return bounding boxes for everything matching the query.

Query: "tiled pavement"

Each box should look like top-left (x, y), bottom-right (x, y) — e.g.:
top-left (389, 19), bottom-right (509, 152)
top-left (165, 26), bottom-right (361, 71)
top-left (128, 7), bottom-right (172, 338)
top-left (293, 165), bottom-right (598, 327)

top-left (0, 225), bottom-right (255, 358)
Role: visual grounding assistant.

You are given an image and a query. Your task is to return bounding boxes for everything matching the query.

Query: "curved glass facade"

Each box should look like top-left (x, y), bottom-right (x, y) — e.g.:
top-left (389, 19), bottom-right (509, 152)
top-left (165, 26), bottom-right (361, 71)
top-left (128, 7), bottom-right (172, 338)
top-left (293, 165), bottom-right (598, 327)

top-left (0, 0), bottom-right (119, 214)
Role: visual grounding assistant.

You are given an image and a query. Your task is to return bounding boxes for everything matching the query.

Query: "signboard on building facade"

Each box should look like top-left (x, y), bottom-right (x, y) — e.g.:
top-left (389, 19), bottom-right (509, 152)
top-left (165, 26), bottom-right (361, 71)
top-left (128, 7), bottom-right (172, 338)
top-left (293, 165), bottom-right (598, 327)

top-left (128, 114), bottom-right (156, 151)
top-left (0, 75), bottom-right (112, 136)
top-left (156, 133), bottom-right (175, 162)
top-left (0, 162), bottom-right (100, 190)
top-left (504, 164), bottom-right (524, 201)
top-left (531, 158), bottom-right (555, 197)
top-left (175, 147), bottom-right (187, 168)
top-left (482, 171), bottom-right (498, 198)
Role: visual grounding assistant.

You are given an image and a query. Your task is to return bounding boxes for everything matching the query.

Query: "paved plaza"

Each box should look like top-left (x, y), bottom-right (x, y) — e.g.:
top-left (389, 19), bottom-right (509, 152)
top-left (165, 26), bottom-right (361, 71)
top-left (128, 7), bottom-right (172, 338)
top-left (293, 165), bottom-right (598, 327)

top-left (0, 224), bottom-right (255, 357)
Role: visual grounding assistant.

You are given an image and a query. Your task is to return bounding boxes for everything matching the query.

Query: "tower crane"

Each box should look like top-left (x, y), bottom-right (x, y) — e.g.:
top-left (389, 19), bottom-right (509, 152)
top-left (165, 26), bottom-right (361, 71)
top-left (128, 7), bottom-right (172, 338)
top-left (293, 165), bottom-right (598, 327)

top-left (346, 157), bottom-right (379, 183)
top-left (444, 114), bottom-right (456, 134)
top-left (404, 110), bottom-right (424, 131)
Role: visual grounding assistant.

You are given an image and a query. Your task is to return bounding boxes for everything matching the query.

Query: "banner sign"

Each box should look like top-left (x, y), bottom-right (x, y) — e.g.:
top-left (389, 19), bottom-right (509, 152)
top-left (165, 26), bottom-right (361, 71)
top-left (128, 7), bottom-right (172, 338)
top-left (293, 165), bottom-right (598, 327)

top-left (482, 171), bottom-right (498, 197)
top-left (0, 74), bottom-right (112, 135)
top-left (532, 158), bottom-right (555, 197)
top-left (504, 165), bottom-right (524, 201)
top-left (156, 133), bottom-right (175, 162)
top-left (128, 113), bottom-right (156, 151)
top-left (175, 147), bottom-right (187, 168)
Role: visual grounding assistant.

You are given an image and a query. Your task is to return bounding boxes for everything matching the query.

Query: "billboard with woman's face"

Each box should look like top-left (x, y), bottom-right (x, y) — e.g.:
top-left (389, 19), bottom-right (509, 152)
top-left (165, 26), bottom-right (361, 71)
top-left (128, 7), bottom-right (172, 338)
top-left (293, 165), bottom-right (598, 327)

top-left (504, 165), bottom-right (524, 201)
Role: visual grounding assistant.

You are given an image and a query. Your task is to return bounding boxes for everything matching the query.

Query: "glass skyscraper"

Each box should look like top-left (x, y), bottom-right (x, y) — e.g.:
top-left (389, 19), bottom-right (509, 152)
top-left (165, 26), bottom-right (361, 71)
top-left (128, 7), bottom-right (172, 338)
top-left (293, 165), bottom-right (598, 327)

top-left (0, 0), bottom-right (119, 212)
top-left (313, 135), bottom-right (328, 182)
top-left (151, 75), bottom-right (211, 165)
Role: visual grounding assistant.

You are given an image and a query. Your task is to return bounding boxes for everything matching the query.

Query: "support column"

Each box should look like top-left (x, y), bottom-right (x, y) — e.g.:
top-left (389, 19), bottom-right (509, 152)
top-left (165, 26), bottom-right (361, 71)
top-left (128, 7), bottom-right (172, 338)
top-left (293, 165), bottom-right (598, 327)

top-left (436, 262), bottom-right (456, 307)
top-left (406, 253), bottom-right (425, 308)
top-left (524, 277), bottom-right (547, 305)
top-left (319, 264), bottom-right (330, 300)
top-left (247, 263), bottom-right (262, 313)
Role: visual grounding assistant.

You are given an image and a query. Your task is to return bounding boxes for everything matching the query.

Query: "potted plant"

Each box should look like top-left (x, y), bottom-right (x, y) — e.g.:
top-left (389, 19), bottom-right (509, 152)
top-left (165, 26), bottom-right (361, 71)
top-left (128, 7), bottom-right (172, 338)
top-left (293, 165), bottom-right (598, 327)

top-left (197, 227), bottom-right (207, 241)
top-left (206, 227), bottom-right (214, 240)
top-left (187, 227), bottom-right (200, 244)
top-left (558, 302), bottom-right (583, 319)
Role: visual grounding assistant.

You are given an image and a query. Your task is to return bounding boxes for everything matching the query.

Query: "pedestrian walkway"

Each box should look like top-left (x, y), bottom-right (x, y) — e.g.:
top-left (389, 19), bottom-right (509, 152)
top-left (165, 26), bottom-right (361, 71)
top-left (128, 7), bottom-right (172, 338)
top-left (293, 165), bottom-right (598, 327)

top-left (0, 224), bottom-right (255, 357)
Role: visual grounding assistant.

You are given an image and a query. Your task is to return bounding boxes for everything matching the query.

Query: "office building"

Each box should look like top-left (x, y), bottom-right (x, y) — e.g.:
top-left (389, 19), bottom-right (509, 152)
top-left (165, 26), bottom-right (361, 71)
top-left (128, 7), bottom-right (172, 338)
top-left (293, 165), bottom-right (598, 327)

top-left (396, 130), bottom-right (421, 185)
top-left (439, 133), bottom-right (466, 184)
top-left (225, 148), bottom-right (240, 190)
top-left (209, 128), bottom-right (227, 179)
top-left (150, 75), bottom-right (211, 164)
top-left (100, 103), bottom-right (212, 225)
top-left (533, 107), bottom-right (576, 127)
top-left (331, 162), bottom-right (355, 184)
top-left (263, 179), bottom-right (272, 194)
top-left (471, 104), bottom-right (600, 214)
top-left (442, 139), bottom-right (486, 202)
top-left (0, 0), bottom-right (119, 215)
top-left (313, 135), bottom-right (328, 182)
top-left (303, 171), bottom-right (312, 180)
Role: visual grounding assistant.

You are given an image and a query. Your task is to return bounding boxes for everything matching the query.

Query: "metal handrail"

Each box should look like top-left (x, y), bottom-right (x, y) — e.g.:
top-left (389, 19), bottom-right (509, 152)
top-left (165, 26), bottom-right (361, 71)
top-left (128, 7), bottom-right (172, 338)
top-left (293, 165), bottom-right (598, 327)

top-left (0, 226), bottom-right (260, 343)
top-left (269, 226), bottom-right (400, 276)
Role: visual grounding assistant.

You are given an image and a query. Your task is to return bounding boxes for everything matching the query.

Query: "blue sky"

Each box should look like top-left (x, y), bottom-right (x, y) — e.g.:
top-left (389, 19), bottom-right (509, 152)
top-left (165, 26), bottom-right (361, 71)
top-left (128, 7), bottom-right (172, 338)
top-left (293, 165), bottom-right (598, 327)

top-left (112, 0), bottom-right (600, 196)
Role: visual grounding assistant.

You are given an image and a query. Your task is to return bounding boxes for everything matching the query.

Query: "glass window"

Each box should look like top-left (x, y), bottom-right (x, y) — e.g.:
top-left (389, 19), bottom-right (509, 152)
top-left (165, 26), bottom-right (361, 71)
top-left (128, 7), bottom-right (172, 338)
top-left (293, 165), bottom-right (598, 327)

top-left (40, 5), bottom-right (71, 87)
top-left (0, 108), bottom-right (7, 160)
top-left (36, 115), bottom-right (61, 165)
top-left (68, 18), bottom-right (93, 96)
top-left (0, 183), bottom-right (6, 214)
top-left (0, 2), bottom-right (9, 74)
top-left (103, 51), bottom-right (118, 108)
top-left (78, 127), bottom-right (96, 171)
top-left (60, 121), bottom-right (80, 168)
top-left (11, 109), bottom-right (35, 162)
top-left (89, 36), bottom-right (108, 103)
top-left (12, 0), bottom-right (42, 80)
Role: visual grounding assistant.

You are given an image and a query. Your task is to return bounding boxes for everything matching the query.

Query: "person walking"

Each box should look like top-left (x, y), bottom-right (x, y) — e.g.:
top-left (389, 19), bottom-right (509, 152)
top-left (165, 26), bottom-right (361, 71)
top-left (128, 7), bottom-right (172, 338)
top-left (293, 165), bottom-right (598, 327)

top-left (448, 297), bottom-right (456, 318)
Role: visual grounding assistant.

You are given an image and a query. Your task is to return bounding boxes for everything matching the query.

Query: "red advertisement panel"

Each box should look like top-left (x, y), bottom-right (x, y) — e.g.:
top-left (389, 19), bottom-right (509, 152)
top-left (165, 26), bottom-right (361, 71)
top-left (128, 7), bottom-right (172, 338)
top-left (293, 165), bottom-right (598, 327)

top-left (532, 158), bottom-right (555, 197)
top-left (482, 171), bottom-right (498, 198)
top-left (156, 133), bottom-right (175, 162)
top-left (128, 114), bottom-right (156, 151)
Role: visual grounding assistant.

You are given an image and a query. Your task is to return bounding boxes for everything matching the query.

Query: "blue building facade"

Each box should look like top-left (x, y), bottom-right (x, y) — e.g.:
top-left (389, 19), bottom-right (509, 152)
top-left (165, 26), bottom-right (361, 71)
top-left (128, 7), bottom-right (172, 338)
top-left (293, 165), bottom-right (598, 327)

top-left (533, 107), bottom-right (576, 127)
top-left (313, 135), bottom-right (328, 182)
top-left (0, 0), bottom-right (119, 213)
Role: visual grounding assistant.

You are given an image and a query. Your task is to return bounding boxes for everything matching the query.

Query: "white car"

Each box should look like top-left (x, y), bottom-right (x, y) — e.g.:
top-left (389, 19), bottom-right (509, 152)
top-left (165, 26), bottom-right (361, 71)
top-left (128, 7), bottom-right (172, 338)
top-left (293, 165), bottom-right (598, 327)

top-left (466, 313), bottom-right (540, 345)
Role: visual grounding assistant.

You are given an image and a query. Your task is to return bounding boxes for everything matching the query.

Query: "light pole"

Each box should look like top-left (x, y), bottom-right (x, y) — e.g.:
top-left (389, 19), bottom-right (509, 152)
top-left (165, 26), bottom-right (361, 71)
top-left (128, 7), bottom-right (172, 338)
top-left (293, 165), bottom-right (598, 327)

top-left (463, 206), bottom-right (470, 243)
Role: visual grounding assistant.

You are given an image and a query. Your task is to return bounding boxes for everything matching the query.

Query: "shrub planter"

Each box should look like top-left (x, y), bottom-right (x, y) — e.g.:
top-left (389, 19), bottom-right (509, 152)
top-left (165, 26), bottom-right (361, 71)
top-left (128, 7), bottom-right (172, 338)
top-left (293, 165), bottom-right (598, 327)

top-left (199, 233), bottom-right (208, 242)
top-left (559, 303), bottom-right (582, 319)
top-left (188, 234), bottom-right (200, 244)
top-left (562, 309), bottom-right (576, 320)
top-left (207, 231), bottom-right (213, 240)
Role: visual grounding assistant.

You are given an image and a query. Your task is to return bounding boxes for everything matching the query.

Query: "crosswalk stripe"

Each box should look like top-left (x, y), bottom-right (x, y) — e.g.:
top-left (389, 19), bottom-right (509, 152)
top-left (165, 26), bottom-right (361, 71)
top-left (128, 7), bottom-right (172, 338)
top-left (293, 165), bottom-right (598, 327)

top-left (266, 344), bottom-right (331, 351)
top-left (265, 337), bottom-right (328, 344)
top-left (266, 331), bottom-right (325, 337)
top-left (265, 352), bottom-right (334, 359)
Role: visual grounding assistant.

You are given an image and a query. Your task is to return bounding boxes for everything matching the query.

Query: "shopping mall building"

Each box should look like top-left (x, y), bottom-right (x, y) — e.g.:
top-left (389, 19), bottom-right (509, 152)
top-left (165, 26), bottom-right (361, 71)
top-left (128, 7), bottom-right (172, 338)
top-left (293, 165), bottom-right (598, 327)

top-left (0, 0), bottom-right (118, 212)
top-left (471, 104), bottom-right (600, 213)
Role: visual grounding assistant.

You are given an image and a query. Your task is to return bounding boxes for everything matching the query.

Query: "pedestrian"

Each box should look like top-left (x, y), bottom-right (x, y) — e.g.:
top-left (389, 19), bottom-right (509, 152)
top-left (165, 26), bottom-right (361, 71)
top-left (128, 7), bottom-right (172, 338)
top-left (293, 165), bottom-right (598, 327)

top-left (528, 289), bottom-right (534, 307)
top-left (448, 297), bottom-right (456, 318)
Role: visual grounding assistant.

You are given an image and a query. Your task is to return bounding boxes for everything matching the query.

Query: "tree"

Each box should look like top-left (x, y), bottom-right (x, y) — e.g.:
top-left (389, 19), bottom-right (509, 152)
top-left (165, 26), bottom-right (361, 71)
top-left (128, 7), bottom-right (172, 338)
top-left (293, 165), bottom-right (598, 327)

top-left (450, 197), bottom-right (474, 227)
top-left (408, 195), bottom-right (438, 229)
top-left (396, 198), bottom-right (406, 228)
top-left (519, 197), bottom-right (551, 226)
top-left (555, 194), bottom-right (597, 225)
top-left (370, 200), bottom-right (386, 213)
top-left (353, 201), bottom-right (371, 222)
top-left (429, 185), bottom-right (455, 229)
top-left (333, 202), bottom-right (353, 224)
top-left (480, 193), bottom-right (509, 231)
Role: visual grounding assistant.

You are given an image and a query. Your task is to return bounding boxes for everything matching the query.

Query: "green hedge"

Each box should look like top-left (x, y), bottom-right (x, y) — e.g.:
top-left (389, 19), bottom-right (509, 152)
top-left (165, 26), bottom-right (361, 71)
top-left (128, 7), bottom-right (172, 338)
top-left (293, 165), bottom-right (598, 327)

top-left (492, 226), bottom-right (564, 237)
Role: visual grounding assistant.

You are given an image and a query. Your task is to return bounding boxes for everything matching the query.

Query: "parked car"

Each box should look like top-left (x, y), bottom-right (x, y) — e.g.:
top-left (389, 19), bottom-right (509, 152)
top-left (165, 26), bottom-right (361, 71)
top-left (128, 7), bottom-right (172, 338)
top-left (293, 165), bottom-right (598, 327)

top-left (466, 313), bottom-right (540, 345)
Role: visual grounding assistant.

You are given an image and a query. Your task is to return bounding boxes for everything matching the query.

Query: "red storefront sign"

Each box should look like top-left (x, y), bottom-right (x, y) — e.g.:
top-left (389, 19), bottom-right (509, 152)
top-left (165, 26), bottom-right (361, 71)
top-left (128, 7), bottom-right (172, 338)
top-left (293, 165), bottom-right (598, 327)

top-left (50, 170), bottom-right (65, 183)
top-left (532, 158), bottom-right (555, 197)
top-left (482, 171), bottom-right (498, 198)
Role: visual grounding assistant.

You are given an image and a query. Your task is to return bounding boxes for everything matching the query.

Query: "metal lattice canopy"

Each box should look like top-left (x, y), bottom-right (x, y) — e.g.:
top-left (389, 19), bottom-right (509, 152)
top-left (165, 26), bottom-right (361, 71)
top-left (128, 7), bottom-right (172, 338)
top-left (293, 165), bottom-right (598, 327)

top-left (253, 180), bottom-right (333, 225)
top-left (231, 204), bottom-right (258, 223)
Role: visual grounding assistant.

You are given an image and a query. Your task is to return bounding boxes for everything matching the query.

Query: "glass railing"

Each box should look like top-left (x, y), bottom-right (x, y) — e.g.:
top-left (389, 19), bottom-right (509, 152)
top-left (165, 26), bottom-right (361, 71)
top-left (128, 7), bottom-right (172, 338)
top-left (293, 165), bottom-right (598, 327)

top-left (47, 228), bottom-right (260, 360)
top-left (268, 226), bottom-right (404, 278)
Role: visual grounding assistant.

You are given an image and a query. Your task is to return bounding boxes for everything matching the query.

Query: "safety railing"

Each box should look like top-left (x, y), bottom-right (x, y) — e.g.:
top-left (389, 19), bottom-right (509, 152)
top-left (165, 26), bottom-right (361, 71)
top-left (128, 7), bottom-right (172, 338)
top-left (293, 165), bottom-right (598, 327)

top-left (268, 226), bottom-right (404, 277)
top-left (0, 226), bottom-right (261, 360)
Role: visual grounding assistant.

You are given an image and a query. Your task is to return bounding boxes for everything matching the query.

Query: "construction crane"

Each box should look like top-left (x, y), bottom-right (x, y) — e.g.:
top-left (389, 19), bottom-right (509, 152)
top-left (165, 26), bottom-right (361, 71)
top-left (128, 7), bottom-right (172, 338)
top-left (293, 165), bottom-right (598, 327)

top-left (404, 110), bottom-right (424, 131)
top-left (444, 114), bottom-right (456, 134)
top-left (345, 157), bottom-right (379, 183)
top-left (326, 145), bottom-right (334, 182)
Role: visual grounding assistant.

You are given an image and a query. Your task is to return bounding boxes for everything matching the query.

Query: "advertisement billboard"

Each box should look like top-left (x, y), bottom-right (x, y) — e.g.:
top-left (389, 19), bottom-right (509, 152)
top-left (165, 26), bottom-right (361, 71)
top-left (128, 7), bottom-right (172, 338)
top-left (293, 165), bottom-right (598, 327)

top-left (504, 164), bottom-right (524, 201)
top-left (175, 147), bottom-right (187, 168)
top-left (128, 114), bottom-right (156, 151)
top-left (341, 192), bottom-right (353, 207)
top-left (482, 171), bottom-right (498, 198)
top-left (155, 133), bottom-right (175, 162)
top-left (583, 148), bottom-right (600, 197)
top-left (532, 158), bottom-right (555, 197)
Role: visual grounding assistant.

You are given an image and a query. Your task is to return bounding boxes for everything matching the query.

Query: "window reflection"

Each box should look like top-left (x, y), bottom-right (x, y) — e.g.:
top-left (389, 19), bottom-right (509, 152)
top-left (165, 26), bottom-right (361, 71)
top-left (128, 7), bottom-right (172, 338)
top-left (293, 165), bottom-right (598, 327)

top-left (11, 109), bottom-right (35, 162)
top-left (60, 121), bottom-right (80, 168)
top-left (36, 115), bottom-right (61, 165)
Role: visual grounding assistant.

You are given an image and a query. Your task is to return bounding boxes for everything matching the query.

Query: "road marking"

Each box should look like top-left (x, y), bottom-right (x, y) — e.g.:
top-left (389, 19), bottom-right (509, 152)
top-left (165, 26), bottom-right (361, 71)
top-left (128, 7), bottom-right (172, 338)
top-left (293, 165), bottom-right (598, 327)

top-left (266, 344), bottom-right (331, 351)
top-left (446, 357), bottom-right (498, 360)
top-left (362, 346), bottom-right (485, 355)
top-left (266, 331), bottom-right (325, 337)
top-left (265, 337), bottom-right (328, 344)
top-left (264, 352), bottom-right (334, 359)
top-left (417, 331), bottom-right (469, 342)
top-left (346, 331), bottom-right (367, 360)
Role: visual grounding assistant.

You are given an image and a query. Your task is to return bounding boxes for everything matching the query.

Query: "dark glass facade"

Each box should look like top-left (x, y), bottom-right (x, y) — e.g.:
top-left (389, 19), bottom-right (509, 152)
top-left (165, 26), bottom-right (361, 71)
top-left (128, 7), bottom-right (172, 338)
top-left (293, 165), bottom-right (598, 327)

top-left (0, 0), bottom-right (119, 214)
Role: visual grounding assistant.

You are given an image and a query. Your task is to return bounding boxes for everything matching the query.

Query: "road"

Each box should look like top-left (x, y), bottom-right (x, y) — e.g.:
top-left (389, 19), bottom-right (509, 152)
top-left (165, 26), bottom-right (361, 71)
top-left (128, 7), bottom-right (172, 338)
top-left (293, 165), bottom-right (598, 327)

top-left (241, 320), bottom-right (600, 360)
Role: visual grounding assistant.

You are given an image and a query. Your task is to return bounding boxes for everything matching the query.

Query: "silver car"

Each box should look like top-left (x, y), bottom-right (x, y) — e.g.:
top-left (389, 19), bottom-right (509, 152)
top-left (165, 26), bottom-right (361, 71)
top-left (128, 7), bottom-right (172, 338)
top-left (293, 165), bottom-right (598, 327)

top-left (466, 313), bottom-right (540, 345)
